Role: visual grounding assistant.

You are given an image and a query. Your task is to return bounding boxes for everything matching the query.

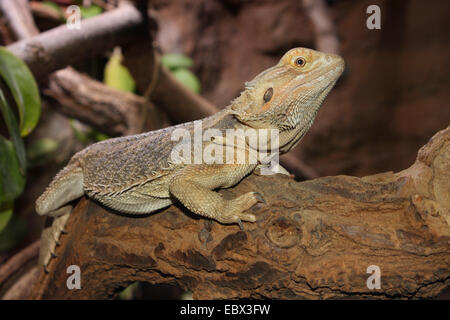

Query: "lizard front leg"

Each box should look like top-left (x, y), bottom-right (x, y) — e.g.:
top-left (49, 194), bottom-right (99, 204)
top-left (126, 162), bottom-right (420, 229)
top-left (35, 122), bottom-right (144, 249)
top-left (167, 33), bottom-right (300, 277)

top-left (169, 164), bottom-right (263, 228)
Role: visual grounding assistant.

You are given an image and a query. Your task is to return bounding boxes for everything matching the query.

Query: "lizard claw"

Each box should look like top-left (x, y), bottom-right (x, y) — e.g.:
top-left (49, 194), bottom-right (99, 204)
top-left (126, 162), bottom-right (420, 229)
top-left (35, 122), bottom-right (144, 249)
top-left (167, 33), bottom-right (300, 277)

top-left (237, 218), bottom-right (245, 231)
top-left (253, 192), bottom-right (266, 204)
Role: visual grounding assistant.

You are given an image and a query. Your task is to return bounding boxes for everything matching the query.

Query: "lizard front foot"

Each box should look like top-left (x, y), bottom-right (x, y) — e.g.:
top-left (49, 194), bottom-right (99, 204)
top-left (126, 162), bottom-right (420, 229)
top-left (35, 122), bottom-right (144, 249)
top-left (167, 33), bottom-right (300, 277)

top-left (218, 192), bottom-right (265, 228)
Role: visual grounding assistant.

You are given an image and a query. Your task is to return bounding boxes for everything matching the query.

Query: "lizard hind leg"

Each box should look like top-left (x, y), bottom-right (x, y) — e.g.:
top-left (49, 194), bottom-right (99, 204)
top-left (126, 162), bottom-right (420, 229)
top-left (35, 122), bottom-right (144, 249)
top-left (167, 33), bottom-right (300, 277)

top-left (38, 207), bottom-right (71, 271)
top-left (35, 163), bottom-right (84, 216)
top-left (169, 164), bottom-right (264, 227)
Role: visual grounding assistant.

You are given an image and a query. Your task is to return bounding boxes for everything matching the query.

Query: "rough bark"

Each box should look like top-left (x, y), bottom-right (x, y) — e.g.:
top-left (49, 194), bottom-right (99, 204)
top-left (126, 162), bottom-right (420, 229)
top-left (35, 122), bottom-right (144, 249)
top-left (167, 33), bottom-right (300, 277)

top-left (29, 126), bottom-right (449, 299)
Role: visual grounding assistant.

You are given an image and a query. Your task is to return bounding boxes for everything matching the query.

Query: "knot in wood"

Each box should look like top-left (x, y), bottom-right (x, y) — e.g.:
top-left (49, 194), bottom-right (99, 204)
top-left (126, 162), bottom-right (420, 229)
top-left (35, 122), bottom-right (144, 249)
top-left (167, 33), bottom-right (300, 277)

top-left (265, 217), bottom-right (301, 248)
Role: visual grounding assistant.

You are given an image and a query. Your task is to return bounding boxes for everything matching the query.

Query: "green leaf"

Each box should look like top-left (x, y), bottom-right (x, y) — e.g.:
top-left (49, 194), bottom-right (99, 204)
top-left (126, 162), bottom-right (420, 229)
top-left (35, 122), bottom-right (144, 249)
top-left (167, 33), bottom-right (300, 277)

top-left (27, 138), bottom-right (59, 167)
top-left (0, 91), bottom-right (26, 173)
top-left (118, 282), bottom-right (139, 300)
top-left (0, 214), bottom-right (26, 252)
top-left (0, 201), bottom-right (13, 233)
top-left (80, 5), bottom-right (103, 19)
top-left (93, 131), bottom-right (109, 142)
top-left (104, 49), bottom-right (135, 93)
top-left (69, 119), bottom-right (89, 144)
top-left (0, 47), bottom-right (41, 136)
top-left (161, 53), bottom-right (193, 70)
top-left (42, 1), bottom-right (65, 22)
top-left (172, 69), bottom-right (201, 93)
top-left (0, 135), bottom-right (25, 203)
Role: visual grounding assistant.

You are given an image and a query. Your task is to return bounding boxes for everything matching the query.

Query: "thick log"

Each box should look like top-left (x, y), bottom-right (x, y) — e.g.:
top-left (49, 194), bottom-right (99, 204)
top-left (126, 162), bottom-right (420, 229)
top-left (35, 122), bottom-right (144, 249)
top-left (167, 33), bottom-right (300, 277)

top-left (29, 126), bottom-right (449, 299)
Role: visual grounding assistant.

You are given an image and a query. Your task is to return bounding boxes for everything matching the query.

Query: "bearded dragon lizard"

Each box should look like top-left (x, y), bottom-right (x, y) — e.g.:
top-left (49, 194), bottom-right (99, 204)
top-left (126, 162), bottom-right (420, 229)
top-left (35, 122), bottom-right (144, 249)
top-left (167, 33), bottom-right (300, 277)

top-left (36, 47), bottom-right (344, 271)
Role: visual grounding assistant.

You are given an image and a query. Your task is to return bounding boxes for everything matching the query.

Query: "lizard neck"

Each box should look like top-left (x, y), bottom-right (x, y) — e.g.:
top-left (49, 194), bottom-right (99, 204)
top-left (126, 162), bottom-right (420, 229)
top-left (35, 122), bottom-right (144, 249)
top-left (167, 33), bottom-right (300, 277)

top-left (277, 105), bottom-right (320, 154)
top-left (199, 107), bottom-right (234, 128)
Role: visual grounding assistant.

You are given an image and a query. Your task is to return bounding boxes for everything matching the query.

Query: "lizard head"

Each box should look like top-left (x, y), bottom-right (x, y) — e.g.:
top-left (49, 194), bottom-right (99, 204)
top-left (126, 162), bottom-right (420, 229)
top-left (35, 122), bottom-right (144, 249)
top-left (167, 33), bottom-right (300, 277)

top-left (230, 47), bottom-right (344, 130)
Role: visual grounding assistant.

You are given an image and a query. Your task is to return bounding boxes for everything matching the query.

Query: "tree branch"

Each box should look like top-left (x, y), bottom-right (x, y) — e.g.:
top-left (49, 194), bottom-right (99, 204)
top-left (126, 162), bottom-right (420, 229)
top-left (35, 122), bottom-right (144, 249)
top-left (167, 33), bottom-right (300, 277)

top-left (0, 240), bottom-right (40, 286)
top-left (0, 0), bottom-right (166, 136)
top-left (45, 67), bottom-right (168, 136)
top-left (29, 126), bottom-right (450, 299)
top-left (7, 2), bottom-right (146, 82)
top-left (122, 41), bottom-right (219, 122)
top-left (0, 0), bottom-right (39, 40)
top-left (302, 0), bottom-right (340, 54)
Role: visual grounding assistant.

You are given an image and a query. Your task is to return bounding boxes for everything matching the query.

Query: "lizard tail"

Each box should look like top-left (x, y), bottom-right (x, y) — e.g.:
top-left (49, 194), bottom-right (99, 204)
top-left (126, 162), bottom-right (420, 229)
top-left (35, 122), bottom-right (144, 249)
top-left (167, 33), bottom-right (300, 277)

top-left (36, 162), bottom-right (84, 216)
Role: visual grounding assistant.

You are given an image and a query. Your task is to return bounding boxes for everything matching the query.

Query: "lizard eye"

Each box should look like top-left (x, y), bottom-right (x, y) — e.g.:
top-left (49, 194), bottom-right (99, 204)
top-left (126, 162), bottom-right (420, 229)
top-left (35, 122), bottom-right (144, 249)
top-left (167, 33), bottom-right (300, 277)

top-left (295, 57), bottom-right (306, 67)
top-left (263, 87), bottom-right (273, 102)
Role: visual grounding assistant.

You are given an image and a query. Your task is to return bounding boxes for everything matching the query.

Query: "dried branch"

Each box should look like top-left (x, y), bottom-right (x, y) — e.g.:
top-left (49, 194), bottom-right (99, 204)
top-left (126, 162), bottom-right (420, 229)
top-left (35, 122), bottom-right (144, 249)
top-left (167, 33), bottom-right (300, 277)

top-left (0, 0), bottom-right (165, 136)
top-left (45, 67), bottom-right (167, 136)
top-left (29, 127), bottom-right (450, 299)
top-left (123, 41), bottom-right (219, 122)
top-left (279, 153), bottom-right (320, 179)
top-left (29, 1), bottom-right (64, 24)
top-left (2, 266), bottom-right (40, 300)
top-left (7, 3), bottom-right (146, 82)
top-left (0, 240), bottom-right (40, 286)
top-left (0, 0), bottom-right (39, 40)
top-left (302, 0), bottom-right (340, 54)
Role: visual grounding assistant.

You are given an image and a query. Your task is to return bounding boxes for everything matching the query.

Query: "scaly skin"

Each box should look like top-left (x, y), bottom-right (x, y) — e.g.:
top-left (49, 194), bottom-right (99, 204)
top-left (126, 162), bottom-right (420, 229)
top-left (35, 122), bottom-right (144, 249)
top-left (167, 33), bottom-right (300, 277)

top-left (36, 48), bottom-right (344, 270)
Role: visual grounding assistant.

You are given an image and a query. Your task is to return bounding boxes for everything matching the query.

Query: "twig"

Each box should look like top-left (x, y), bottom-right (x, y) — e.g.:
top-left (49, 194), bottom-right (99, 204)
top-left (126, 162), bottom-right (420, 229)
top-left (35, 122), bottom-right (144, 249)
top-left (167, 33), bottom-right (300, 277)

top-left (2, 266), bottom-right (40, 300)
top-left (302, 0), bottom-right (340, 54)
top-left (123, 41), bottom-right (219, 122)
top-left (0, 240), bottom-right (40, 286)
top-left (45, 67), bottom-right (167, 136)
top-left (1, 0), bottom-right (162, 136)
top-left (0, 0), bottom-right (39, 40)
top-left (280, 153), bottom-right (320, 179)
top-left (7, 3), bottom-right (146, 82)
top-left (29, 1), bottom-right (64, 24)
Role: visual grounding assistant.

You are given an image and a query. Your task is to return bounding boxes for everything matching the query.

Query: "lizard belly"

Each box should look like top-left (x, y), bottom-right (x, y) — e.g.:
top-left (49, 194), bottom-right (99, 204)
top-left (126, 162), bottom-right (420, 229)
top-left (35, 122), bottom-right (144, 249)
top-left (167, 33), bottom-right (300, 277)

top-left (91, 191), bottom-right (173, 215)
top-left (86, 176), bottom-right (173, 215)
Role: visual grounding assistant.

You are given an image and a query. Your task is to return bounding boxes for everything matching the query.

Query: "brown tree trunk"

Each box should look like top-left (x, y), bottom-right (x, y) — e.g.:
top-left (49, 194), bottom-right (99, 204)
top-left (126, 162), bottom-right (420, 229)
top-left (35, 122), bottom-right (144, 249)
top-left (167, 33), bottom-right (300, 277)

top-left (29, 126), bottom-right (449, 299)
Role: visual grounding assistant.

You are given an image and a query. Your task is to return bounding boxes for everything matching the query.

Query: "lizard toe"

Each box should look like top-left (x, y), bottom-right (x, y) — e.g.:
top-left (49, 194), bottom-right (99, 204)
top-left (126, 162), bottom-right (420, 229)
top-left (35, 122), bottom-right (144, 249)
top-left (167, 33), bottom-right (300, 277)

top-left (252, 192), bottom-right (266, 204)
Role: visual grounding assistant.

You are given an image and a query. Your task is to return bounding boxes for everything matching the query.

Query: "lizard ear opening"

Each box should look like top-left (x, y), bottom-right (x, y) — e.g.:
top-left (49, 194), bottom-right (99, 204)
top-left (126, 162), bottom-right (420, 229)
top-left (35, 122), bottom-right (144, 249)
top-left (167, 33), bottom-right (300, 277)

top-left (263, 87), bottom-right (273, 102)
